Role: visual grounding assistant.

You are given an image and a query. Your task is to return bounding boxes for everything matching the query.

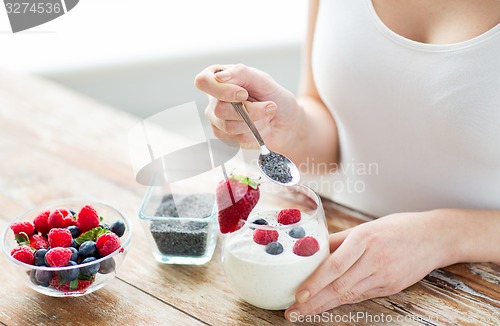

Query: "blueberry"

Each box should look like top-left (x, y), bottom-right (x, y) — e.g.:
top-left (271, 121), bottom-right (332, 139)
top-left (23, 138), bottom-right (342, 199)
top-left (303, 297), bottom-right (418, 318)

top-left (34, 249), bottom-right (48, 266)
top-left (80, 257), bottom-right (100, 276)
top-left (59, 261), bottom-right (79, 282)
top-left (69, 247), bottom-right (79, 262)
top-left (67, 225), bottom-right (81, 238)
top-left (265, 241), bottom-right (284, 255)
top-left (79, 241), bottom-right (97, 258)
top-left (71, 239), bottom-right (79, 249)
top-left (35, 269), bottom-right (52, 284)
top-left (110, 220), bottom-right (126, 237)
top-left (289, 226), bottom-right (305, 239)
top-left (29, 269), bottom-right (39, 285)
top-left (98, 257), bottom-right (116, 274)
top-left (250, 218), bottom-right (268, 230)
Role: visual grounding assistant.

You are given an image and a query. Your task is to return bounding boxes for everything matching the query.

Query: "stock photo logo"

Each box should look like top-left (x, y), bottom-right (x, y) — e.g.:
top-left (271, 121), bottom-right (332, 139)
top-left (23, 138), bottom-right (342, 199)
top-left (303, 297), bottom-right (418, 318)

top-left (3, 0), bottom-right (79, 33)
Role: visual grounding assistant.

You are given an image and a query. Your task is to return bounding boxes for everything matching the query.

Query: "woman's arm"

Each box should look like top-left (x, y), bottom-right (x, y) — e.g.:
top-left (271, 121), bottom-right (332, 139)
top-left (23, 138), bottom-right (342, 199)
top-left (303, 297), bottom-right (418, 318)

top-left (194, 0), bottom-right (339, 168)
top-left (434, 209), bottom-right (500, 265)
top-left (285, 208), bottom-right (500, 318)
top-left (293, 0), bottom-right (339, 167)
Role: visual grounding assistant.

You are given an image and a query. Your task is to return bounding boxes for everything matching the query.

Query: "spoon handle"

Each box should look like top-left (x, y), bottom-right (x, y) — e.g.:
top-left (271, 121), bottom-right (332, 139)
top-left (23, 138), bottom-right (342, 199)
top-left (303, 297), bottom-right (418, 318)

top-left (231, 102), bottom-right (266, 147)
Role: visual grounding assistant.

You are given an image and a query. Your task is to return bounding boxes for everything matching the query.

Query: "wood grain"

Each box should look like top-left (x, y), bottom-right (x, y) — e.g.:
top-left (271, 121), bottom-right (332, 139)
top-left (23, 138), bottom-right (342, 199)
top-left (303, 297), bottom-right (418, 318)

top-left (0, 70), bottom-right (499, 326)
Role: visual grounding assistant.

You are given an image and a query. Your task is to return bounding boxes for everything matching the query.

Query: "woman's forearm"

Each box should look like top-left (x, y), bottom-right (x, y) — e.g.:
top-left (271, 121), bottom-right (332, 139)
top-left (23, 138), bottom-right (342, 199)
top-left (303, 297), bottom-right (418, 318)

top-left (286, 95), bottom-right (339, 168)
top-left (429, 208), bottom-right (500, 265)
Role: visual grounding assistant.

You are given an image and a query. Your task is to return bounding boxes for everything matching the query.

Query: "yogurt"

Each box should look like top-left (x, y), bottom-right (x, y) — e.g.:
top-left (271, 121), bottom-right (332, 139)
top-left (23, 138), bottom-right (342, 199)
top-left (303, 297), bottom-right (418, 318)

top-left (223, 210), bottom-right (329, 310)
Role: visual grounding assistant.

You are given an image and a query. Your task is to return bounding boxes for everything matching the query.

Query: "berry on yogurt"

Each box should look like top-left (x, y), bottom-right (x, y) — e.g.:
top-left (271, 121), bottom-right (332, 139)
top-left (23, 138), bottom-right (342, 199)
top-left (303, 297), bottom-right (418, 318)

top-left (253, 229), bottom-right (279, 245)
top-left (293, 236), bottom-right (320, 257)
top-left (265, 241), bottom-right (284, 255)
top-left (277, 208), bottom-right (301, 225)
top-left (288, 226), bottom-right (306, 239)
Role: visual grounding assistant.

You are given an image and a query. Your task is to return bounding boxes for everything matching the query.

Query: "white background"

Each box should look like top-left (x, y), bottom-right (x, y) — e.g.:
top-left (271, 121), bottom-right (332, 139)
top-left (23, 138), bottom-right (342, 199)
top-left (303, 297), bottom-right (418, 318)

top-left (0, 0), bottom-right (307, 116)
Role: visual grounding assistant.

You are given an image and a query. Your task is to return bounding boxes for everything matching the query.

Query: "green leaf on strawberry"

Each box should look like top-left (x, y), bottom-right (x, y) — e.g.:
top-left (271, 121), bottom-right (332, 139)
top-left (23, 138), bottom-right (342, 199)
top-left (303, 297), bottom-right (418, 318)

top-left (69, 279), bottom-right (79, 290)
top-left (215, 174), bottom-right (261, 234)
top-left (78, 274), bottom-right (95, 281)
top-left (230, 175), bottom-right (259, 189)
top-left (58, 273), bottom-right (69, 286)
top-left (75, 226), bottom-right (110, 245)
top-left (14, 232), bottom-right (30, 246)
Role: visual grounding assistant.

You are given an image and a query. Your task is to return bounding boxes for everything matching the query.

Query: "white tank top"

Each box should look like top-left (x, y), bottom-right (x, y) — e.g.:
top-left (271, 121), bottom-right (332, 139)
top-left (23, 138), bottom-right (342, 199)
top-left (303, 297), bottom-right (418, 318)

top-left (310, 0), bottom-right (500, 216)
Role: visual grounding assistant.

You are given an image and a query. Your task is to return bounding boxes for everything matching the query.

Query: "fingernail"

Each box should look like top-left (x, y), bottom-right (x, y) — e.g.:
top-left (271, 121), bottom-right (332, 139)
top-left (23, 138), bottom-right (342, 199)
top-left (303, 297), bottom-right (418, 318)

top-left (265, 104), bottom-right (277, 115)
top-left (215, 70), bottom-right (231, 82)
top-left (235, 90), bottom-right (247, 101)
top-left (296, 290), bottom-right (310, 303)
top-left (286, 309), bottom-right (301, 321)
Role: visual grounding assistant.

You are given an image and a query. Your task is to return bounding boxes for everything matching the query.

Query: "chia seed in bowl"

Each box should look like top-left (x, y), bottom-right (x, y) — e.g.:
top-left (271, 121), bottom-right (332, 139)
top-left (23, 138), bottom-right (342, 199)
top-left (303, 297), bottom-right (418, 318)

top-left (149, 193), bottom-right (216, 258)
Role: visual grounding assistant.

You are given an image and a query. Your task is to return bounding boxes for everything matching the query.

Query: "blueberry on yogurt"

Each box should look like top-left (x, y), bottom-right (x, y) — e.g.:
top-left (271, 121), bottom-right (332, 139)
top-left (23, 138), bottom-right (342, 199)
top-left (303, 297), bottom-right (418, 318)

top-left (289, 226), bottom-right (305, 239)
top-left (265, 241), bottom-right (284, 255)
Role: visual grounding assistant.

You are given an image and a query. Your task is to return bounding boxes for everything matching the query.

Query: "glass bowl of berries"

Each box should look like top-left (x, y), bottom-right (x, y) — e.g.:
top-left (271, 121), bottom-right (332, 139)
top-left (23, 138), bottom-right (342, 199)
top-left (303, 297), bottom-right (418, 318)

top-left (1, 200), bottom-right (132, 297)
top-left (218, 177), bottom-right (330, 310)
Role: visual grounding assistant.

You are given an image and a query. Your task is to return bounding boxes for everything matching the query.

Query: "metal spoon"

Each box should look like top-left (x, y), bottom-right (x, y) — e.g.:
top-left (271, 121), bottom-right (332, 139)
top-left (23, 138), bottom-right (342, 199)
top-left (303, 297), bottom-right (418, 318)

top-left (231, 102), bottom-right (300, 186)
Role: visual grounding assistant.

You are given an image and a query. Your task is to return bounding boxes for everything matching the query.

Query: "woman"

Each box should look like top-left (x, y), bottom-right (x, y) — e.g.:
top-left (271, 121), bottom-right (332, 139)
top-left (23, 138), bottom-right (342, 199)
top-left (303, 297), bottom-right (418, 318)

top-left (195, 0), bottom-right (500, 319)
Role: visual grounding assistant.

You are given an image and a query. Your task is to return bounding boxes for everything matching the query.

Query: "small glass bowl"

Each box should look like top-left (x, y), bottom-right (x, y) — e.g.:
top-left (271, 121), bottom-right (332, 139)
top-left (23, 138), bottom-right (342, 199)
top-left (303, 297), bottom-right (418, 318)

top-left (139, 179), bottom-right (218, 265)
top-left (222, 182), bottom-right (329, 310)
top-left (1, 200), bottom-right (132, 297)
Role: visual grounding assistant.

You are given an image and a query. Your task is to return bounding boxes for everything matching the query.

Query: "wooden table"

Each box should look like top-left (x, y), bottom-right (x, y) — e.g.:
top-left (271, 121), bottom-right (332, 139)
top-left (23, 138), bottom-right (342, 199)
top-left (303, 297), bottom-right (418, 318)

top-left (0, 71), bottom-right (498, 326)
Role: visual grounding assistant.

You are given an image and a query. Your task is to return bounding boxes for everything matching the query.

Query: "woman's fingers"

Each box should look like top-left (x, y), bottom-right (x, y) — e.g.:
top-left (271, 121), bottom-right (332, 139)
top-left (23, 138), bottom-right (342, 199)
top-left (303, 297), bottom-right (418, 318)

top-left (212, 100), bottom-right (277, 121)
top-left (195, 64), bottom-right (277, 102)
top-left (294, 231), bottom-right (366, 305)
top-left (286, 252), bottom-right (378, 317)
top-left (329, 229), bottom-right (352, 253)
top-left (293, 284), bottom-right (387, 320)
top-left (195, 65), bottom-right (248, 102)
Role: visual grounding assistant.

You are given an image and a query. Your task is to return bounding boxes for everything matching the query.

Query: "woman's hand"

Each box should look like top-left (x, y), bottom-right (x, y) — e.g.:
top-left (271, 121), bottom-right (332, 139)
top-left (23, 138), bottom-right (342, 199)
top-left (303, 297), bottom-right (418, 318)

top-left (194, 64), bottom-right (304, 153)
top-left (285, 211), bottom-right (458, 319)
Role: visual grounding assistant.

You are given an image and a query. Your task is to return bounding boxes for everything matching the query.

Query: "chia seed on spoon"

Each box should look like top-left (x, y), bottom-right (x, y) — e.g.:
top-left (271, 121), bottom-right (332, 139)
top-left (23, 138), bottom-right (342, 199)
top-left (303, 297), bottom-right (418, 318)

top-left (260, 152), bottom-right (293, 184)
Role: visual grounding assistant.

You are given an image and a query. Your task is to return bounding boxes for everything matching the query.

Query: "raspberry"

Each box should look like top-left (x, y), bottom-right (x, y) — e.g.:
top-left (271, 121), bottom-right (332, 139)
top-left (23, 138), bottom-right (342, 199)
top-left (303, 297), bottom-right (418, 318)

top-left (293, 236), bottom-right (320, 257)
top-left (277, 208), bottom-right (301, 225)
top-left (33, 210), bottom-right (51, 235)
top-left (45, 247), bottom-right (72, 267)
top-left (11, 245), bottom-right (34, 265)
top-left (50, 276), bottom-right (94, 293)
top-left (77, 205), bottom-right (100, 233)
top-left (253, 229), bottom-right (279, 245)
top-left (29, 234), bottom-right (49, 250)
top-left (96, 233), bottom-right (121, 256)
top-left (10, 221), bottom-right (35, 236)
top-left (48, 209), bottom-right (74, 229)
top-left (48, 228), bottom-right (73, 248)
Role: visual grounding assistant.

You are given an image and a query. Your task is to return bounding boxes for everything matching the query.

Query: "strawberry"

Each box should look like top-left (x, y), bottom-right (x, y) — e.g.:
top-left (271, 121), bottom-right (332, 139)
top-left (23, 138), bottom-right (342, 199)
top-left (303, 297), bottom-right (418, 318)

top-left (293, 236), bottom-right (320, 257)
top-left (77, 205), bottom-right (100, 233)
top-left (29, 234), bottom-right (49, 250)
top-left (48, 228), bottom-right (73, 248)
top-left (10, 221), bottom-right (35, 236)
top-left (34, 210), bottom-right (51, 235)
top-left (216, 175), bottom-right (260, 234)
top-left (253, 229), bottom-right (279, 245)
top-left (11, 245), bottom-right (34, 265)
top-left (48, 209), bottom-right (74, 229)
top-left (49, 276), bottom-right (94, 293)
top-left (45, 247), bottom-right (72, 267)
top-left (277, 208), bottom-right (301, 225)
top-left (95, 232), bottom-right (121, 256)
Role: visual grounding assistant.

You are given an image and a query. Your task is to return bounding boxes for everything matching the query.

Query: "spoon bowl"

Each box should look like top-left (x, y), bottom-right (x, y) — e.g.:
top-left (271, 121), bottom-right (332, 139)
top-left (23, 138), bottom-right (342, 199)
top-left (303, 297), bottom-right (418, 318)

top-left (231, 102), bottom-right (300, 186)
